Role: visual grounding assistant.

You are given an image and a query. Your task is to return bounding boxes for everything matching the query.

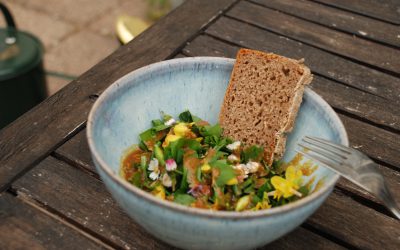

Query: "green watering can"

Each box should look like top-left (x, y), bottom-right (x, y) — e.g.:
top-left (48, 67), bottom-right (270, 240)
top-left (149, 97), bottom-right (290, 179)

top-left (0, 3), bottom-right (46, 129)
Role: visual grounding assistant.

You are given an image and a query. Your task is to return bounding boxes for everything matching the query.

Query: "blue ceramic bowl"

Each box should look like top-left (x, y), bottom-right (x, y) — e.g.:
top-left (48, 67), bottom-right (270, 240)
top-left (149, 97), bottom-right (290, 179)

top-left (87, 57), bottom-right (348, 250)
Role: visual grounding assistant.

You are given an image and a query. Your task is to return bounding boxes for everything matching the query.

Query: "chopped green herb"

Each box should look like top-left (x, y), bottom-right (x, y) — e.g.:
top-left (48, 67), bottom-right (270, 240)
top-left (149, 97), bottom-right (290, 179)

top-left (174, 194), bottom-right (196, 206)
top-left (178, 110), bottom-right (193, 122)
top-left (139, 128), bottom-right (155, 141)
top-left (242, 145), bottom-right (263, 162)
top-left (120, 110), bottom-right (311, 211)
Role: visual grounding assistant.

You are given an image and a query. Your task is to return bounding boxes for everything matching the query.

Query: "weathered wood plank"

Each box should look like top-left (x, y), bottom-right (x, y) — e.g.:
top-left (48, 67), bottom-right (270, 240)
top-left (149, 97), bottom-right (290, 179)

top-left (263, 227), bottom-right (346, 250)
top-left (13, 156), bottom-right (170, 250)
top-left (204, 18), bottom-right (400, 103)
top-left (339, 114), bottom-right (400, 169)
top-left (250, 0), bottom-right (400, 47)
top-left (13, 156), bottom-right (345, 250)
top-left (312, 0), bottom-right (400, 25)
top-left (184, 35), bottom-right (400, 132)
top-left (227, 1), bottom-right (400, 74)
top-left (309, 76), bottom-right (400, 132)
top-left (308, 189), bottom-right (400, 249)
top-left (55, 130), bottom-right (96, 174)
top-left (0, 192), bottom-right (105, 249)
top-left (0, 0), bottom-right (239, 192)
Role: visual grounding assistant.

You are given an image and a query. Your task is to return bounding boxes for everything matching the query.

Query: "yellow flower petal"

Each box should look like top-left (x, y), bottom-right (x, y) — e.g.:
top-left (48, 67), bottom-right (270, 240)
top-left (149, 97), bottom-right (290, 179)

top-left (285, 165), bottom-right (303, 189)
top-left (163, 134), bottom-right (181, 147)
top-left (271, 176), bottom-right (294, 198)
top-left (200, 163), bottom-right (211, 173)
top-left (173, 123), bottom-right (190, 136)
top-left (226, 177), bottom-right (238, 185)
top-left (152, 185), bottom-right (166, 200)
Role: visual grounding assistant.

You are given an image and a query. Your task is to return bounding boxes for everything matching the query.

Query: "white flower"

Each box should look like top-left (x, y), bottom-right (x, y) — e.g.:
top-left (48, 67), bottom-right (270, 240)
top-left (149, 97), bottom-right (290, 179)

top-left (162, 173), bottom-right (172, 187)
top-left (165, 158), bottom-right (177, 171)
top-left (148, 158), bottom-right (160, 180)
top-left (245, 161), bottom-right (260, 174)
top-left (227, 154), bottom-right (239, 163)
top-left (233, 162), bottom-right (260, 179)
top-left (233, 164), bottom-right (248, 179)
top-left (226, 141), bottom-right (241, 151)
top-left (164, 118), bottom-right (176, 126)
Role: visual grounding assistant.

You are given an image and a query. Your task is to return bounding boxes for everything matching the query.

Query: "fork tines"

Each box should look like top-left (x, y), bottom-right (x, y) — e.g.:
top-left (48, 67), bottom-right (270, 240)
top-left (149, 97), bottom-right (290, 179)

top-left (296, 136), bottom-right (349, 167)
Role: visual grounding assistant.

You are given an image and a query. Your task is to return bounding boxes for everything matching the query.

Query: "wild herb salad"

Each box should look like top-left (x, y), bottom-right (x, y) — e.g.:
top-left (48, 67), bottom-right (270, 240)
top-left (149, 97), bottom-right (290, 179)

top-left (120, 110), bottom-right (313, 211)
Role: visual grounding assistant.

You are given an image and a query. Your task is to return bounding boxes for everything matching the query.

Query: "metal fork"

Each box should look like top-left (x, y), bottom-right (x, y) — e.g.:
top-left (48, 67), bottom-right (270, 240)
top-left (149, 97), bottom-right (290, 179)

top-left (297, 136), bottom-right (400, 220)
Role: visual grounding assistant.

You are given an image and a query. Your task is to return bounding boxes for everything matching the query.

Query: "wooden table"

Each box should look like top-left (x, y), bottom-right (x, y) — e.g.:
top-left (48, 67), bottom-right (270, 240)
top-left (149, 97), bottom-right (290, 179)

top-left (1, 0), bottom-right (399, 249)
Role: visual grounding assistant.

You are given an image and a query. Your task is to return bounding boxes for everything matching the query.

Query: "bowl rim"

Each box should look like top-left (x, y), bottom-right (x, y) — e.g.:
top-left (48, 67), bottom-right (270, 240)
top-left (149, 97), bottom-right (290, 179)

top-left (87, 57), bottom-right (348, 219)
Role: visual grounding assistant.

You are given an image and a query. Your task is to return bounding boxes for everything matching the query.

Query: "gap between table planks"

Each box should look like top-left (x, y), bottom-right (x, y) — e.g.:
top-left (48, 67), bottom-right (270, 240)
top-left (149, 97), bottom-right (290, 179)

top-left (11, 156), bottom-right (346, 250)
top-left (202, 20), bottom-right (400, 133)
top-left (249, 0), bottom-right (400, 48)
top-left (0, 0), bottom-right (240, 193)
top-left (0, 192), bottom-right (109, 249)
top-left (311, 0), bottom-right (400, 25)
top-left (204, 17), bottom-right (400, 104)
top-left (227, 1), bottom-right (400, 75)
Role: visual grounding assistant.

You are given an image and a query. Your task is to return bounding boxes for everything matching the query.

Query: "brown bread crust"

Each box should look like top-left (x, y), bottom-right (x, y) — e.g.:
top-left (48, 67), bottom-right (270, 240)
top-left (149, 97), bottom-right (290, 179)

top-left (219, 49), bottom-right (312, 165)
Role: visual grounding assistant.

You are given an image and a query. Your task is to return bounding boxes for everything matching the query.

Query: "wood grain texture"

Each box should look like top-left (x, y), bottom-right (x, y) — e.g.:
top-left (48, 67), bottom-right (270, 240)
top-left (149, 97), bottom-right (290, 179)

top-left (263, 227), bottom-right (346, 250)
top-left (339, 114), bottom-right (400, 169)
top-left (204, 18), bottom-right (400, 103)
top-left (250, 0), bottom-right (400, 47)
top-left (55, 130), bottom-right (96, 174)
top-left (0, 0), bottom-right (239, 192)
top-left (13, 157), bottom-right (170, 250)
top-left (227, 1), bottom-right (400, 74)
top-left (0, 192), bottom-right (104, 250)
top-left (311, 0), bottom-right (400, 25)
top-left (12, 156), bottom-right (345, 250)
top-left (185, 35), bottom-right (400, 132)
top-left (308, 190), bottom-right (400, 249)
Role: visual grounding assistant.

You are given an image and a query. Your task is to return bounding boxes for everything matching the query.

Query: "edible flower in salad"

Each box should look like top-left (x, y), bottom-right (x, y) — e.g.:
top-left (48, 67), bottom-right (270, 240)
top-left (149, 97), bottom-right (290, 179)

top-left (120, 110), bottom-right (312, 211)
top-left (270, 166), bottom-right (303, 199)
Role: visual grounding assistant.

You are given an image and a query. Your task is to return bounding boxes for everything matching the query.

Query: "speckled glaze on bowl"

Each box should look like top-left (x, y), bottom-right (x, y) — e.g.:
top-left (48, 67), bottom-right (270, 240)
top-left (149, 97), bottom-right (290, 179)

top-left (87, 57), bottom-right (348, 250)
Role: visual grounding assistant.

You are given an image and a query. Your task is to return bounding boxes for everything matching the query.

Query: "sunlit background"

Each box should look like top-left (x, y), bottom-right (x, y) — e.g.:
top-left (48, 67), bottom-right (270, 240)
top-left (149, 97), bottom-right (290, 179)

top-left (0, 0), bottom-right (183, 95)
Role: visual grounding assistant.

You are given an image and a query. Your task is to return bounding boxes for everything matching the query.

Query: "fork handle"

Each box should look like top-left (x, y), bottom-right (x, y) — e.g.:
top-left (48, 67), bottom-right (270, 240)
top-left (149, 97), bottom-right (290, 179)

top-left (380, 183), bottom-right (400, 220)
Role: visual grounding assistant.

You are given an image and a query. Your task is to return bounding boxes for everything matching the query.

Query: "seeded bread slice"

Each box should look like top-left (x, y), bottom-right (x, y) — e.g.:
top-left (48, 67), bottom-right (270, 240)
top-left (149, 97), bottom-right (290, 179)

top-left (219, 49), bottom-right (312, 165)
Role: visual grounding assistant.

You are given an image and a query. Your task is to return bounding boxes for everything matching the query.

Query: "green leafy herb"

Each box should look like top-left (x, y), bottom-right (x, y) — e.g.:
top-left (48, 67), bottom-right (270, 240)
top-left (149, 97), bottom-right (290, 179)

top-left (139, 140), bottom-right (148, 151)
top-left (257, 179), bottom-right (272, 198)
top-left (174, 194), bottom-right (196, 206)
top-left (211, 160), bottom-right (236, 187)
top-left (152, 119), bottom-right (163, 126)
top-left (153, 124), bottom-right (170, 132)
top-left (242, 145), bottom-right (263, 162)
top-left (178, 110), bottom-right (193, 122)
top-left (130, 172), bottom-right (142, 187)
top-left (177, 167), bottom-right (188, 193)
top-left (121, 110), bottom-right (310, 212)
top-left (139, 128), bottom-right (155, 141)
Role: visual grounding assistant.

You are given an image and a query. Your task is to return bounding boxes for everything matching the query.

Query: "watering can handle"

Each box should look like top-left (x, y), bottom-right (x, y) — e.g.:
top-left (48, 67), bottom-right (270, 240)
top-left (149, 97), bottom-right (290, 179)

top-left (0, 2), bottom-right (17, 44)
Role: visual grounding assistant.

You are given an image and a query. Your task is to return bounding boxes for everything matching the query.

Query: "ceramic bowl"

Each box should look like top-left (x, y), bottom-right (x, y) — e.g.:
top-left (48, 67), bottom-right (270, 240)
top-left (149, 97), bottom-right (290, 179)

top-left (87, 57), bottom-right (348, 250)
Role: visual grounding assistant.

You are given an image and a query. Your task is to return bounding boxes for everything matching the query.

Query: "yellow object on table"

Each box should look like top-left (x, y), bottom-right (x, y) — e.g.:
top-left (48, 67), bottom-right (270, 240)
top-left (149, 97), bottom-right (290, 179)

top-left (116, 15), bottom-right (150, 44)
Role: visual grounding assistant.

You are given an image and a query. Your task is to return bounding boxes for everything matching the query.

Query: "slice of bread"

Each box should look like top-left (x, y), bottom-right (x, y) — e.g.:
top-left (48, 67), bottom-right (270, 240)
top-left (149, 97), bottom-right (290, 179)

top-left (219, 48), bottom-right (312, 165)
